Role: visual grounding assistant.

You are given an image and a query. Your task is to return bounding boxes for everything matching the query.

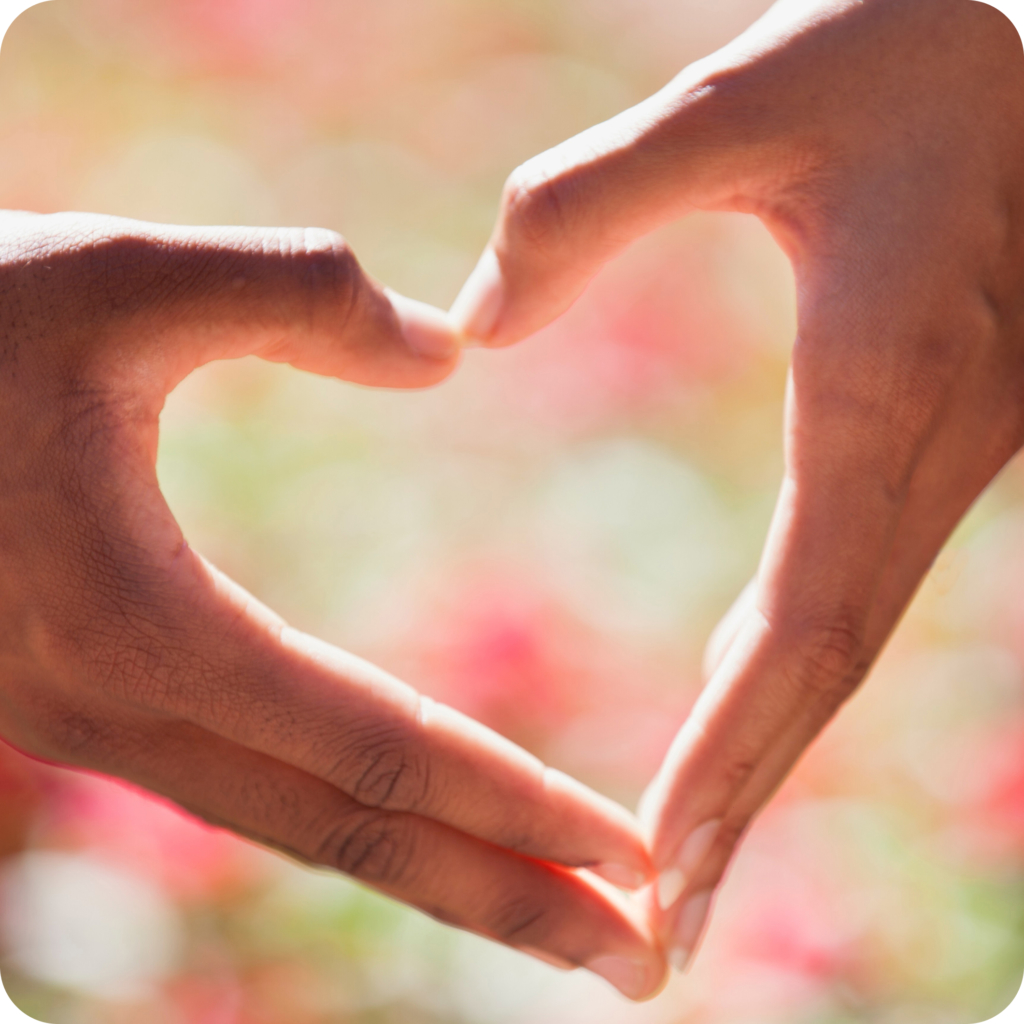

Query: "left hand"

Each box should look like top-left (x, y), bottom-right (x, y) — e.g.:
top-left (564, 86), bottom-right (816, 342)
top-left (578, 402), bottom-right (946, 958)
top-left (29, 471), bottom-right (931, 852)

top-left (449, 0), bottom-right (1024, 973)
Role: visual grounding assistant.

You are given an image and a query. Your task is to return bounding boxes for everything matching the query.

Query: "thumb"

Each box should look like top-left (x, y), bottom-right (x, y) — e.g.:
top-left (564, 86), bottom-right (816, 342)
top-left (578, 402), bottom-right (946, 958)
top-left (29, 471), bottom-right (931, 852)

top-left (10, 212), bottom-right (461, 393)
top-left (447, 0), bottom-right (966, 349)
top-left (447, 21), bottom-right (810, 348)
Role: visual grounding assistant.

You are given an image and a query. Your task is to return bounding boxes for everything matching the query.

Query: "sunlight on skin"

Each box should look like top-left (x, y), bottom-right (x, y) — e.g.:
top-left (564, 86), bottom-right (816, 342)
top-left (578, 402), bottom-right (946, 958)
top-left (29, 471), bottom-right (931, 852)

top-left (452, 0), bottom-right (1024, 993)
top-left (2, 1), bottom-right (1024, 1022)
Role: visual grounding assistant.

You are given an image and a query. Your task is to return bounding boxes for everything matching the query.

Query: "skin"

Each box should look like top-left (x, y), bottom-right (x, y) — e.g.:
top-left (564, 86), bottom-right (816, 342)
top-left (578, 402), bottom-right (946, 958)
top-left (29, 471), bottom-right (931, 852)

top-left (450, 0), bottom-right (1024, 971)
top-left (0, 212), bottom-right (668, 999)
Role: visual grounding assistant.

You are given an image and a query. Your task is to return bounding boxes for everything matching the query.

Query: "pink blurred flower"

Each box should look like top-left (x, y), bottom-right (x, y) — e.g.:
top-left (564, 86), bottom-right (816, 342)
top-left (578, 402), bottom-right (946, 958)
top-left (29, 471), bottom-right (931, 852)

top-left (488, 227), bottom-right (756, 433)
top-left (90, 0), bottom-right (318, 72)
top-left (164, 974), bottom-right (243, 1024)
top-left (731, 878), bottom-right (852, 980)
top-left (400, 572), bottom-right (595, 743)
top-left (944, 715), bottom-right (1024, 866)
top-left (376, 565), bottom-right (693, 786)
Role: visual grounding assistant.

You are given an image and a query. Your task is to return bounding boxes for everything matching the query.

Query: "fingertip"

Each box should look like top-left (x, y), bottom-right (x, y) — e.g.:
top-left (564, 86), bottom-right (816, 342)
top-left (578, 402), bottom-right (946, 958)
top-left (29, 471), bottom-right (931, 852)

top-left (543, 766), bottom-right (653, 879)
top-left (560, 871), bottom-right (668, 1001)
top-left (636, 941), bottom-right (673, 1001)
top-left (656, 868), bottom-right (686, 912)
top-left (645, 961), bottom-right (673, 1000)
top-left (385, 289), bottom-right (463, 363)
top-left (581, 876), bottom-right (667, 995)
top-left (586, 955), bottom-right (665, 1001)
top-left (590, 862), bottom-right (649, 890)
top-left (584, 933), bottom-right (669, 1002)
top-left (449, 247), bottom-right (505, 346)
top-left (666, 888), bottom-right (714, 977)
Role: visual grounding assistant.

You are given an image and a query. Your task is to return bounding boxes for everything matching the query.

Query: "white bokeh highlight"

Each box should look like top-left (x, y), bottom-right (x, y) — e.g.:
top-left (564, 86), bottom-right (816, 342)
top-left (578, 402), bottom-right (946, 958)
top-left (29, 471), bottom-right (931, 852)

top-left (0, 852), bottom-right (184, 999)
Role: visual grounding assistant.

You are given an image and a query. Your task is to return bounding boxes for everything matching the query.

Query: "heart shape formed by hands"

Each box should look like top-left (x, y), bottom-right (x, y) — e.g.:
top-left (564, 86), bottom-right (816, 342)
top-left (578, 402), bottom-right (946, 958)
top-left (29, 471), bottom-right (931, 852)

top-left (2, 0), bottom-right (1024, 1010)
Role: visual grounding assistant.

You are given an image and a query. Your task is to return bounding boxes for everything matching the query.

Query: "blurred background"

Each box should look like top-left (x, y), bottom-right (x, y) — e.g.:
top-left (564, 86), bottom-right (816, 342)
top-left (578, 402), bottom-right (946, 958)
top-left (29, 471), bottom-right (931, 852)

top-left (1, 1), bottom-right (1023, 1021)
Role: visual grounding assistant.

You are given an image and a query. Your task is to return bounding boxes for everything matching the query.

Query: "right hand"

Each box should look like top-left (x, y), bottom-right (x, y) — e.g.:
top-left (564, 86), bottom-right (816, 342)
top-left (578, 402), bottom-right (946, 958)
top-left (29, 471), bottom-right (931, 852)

top-left (0, 210), bottom-right (666, 1000)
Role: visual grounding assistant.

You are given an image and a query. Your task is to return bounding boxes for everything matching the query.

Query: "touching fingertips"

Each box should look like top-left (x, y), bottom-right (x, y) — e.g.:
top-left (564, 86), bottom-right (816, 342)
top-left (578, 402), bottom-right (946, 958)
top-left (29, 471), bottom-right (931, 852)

top-left (656, 867), bottom-right (686, 912)
top-left (385, 289), bottom-right (463, 361)
top-left (667, 889), bottom-right (713, 973)
top-left (449, 247), bottom-right (505, 344)
top-left (656, 818), bottom-right (721, 910)
top-left (591, 862), bottom-right (649, 890)
top-left (585, 954), bottom-right (654, 1001)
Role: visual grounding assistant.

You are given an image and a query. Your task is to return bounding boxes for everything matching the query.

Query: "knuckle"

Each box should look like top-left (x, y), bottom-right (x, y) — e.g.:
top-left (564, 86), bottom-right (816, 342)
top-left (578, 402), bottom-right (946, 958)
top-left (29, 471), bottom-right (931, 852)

top-left (72, 232), bottom-right (171, 320)
top-left (321, 811), bottom-right (416, 887)
top-left (331, 723), bottom-right (430, 812)
top-left (239, 771), bottom-right (305, 828)
top-left (298, 226), bottom-right (351, 260)
top-left (501, 164), bottom-right (574, 252)
top-left (486, 893), bottom-right (551, 945)
top-left (266, 227), bottom-right (361, 338)
top-left (294, 228), bottom-right (358, 298)
top-left (787, 615), bottom-right (866, 702)
top-left (352, 746), bottom-right (412, 808)
top-left (31, 702), bottom-right (116, 764)
top-left (0, 215), bottom-right (150, 329)
top-left (69, 224), bottom-right (362, 329)
top-left (717, 751), bottom-right (760, 795)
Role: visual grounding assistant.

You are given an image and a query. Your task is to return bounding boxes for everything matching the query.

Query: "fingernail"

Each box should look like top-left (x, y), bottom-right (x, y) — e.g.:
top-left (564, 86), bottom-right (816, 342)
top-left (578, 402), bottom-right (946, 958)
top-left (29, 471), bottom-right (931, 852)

top-left (585, 955), bottom-right (650, 1000)
top-left (518, 946), bottom-right (576, 971)
top-left (385, 289), bottom-right (461, 361)
top-left (449, 247), bottom-right (504, 344)
top-left (656, 819), bottom-right (721, 910)
top-left (668, 945), bottom-right (692, 973)
top-left (668, 889), bottom-right (713, 973)
top-left (590, 862), bottom-right (647, 890)
top-left (656, 868), bottom-right (686, 911)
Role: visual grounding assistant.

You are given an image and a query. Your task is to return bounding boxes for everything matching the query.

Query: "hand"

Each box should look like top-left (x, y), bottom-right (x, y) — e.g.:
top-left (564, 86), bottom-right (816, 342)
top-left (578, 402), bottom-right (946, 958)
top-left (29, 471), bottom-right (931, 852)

top-left (449, 0), bottom-right (1024, 970)
top-left (0, 210), bottom-right (667, 998)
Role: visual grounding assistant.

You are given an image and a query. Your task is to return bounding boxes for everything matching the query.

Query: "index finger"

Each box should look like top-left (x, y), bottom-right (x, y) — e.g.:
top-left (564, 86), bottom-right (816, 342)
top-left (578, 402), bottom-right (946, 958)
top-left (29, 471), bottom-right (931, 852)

top-left (642, 466), bottom-right (900, 969)
top-left (37, 512), bottom-right (652, 887)
top-left (639, 272), bottom-right (952, 964)
top-left (17, 711), bottom-right (667, 1000)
